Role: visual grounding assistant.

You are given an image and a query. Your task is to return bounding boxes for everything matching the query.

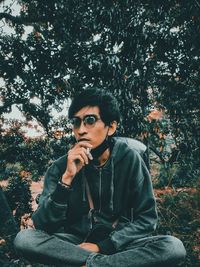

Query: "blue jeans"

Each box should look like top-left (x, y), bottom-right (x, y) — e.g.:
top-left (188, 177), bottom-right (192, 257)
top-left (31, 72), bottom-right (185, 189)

top-left (14, 229), bottom-right (186, 267)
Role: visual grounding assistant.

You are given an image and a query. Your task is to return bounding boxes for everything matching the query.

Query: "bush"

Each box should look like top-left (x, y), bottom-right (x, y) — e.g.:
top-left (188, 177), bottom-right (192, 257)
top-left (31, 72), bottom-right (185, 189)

top-left (4, 173), bottom-right (32, 227)
top-left (155, 185), bottom-right (200, 267)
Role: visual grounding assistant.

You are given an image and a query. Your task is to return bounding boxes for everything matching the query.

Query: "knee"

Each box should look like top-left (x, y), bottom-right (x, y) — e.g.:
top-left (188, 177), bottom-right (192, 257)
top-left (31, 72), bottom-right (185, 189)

top-left (14, 229), bottom-right (37, 254)
top-left (164, 236), bottom-right (186, 264)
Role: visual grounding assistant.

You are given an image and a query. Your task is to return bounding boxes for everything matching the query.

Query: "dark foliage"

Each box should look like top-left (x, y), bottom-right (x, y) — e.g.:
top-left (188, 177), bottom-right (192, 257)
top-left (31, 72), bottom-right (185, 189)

top-left (4, 175), bottom-right (32, 226)
top-left (155, 185), bottom-right (200, 267)
top-left (0, 0), bottom-right (199, 184)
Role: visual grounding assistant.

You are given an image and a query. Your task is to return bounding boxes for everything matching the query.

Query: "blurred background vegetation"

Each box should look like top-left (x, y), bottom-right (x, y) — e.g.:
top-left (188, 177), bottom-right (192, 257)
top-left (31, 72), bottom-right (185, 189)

top-left (0, 0), bottom-right (200, 266)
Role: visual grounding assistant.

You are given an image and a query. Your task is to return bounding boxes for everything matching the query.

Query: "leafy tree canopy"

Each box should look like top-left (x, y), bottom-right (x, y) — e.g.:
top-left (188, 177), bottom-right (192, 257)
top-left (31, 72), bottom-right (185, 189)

top-left (0, 0), bottom-right (199, 149)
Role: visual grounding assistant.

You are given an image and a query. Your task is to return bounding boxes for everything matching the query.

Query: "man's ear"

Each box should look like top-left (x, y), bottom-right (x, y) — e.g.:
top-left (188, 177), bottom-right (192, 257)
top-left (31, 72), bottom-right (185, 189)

top-left (107, 121), bottom-right (117, 136)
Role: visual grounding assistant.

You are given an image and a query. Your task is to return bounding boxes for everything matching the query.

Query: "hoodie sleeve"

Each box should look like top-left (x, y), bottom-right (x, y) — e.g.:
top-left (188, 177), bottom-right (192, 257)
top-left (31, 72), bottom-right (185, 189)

top-left (110, 151), bottom-right (158, 251)
top-left (32, 158), bottom-right (72, 233)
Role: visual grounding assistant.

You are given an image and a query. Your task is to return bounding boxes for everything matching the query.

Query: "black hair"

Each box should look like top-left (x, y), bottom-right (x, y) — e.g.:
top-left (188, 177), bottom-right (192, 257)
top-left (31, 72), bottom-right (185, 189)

top-left (68, 88), bottom-right (121, 125)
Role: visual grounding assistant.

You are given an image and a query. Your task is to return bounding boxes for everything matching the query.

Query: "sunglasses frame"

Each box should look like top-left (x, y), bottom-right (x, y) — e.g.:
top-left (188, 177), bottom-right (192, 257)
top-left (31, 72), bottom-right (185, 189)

top-left (69, 114), bottom-right (101, 129)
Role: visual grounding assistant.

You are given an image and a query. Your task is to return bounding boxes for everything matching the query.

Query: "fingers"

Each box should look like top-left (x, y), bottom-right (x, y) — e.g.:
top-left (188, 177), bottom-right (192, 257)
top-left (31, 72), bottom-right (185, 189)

top-left (77, 148), bottom-right (90, 165)
top-left (78, 242), bottom-right (100, 253)
top-left (76, 141), bottom-right (93, 149)
top-left (78, 141), bottom-right (93, 161)
top-left (68, 142), bottom-right (93, 166)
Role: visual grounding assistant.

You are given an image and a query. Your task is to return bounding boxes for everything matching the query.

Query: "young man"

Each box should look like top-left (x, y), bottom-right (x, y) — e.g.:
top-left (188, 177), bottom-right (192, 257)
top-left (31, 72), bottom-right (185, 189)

top-left (14, 88), bottom-right (186, 267)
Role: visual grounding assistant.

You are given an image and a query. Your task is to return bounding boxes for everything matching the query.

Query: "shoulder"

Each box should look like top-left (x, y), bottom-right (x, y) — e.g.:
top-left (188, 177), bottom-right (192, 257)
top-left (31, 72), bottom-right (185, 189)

top-left (113, 137), bottom-right (147, 157)
top-left (111, 137), bottom-right (150, 169)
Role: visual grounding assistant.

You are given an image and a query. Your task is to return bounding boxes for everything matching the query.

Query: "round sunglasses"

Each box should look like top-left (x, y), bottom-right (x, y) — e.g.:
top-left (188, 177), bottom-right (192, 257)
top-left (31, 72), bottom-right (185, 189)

top-left (69, 115), bottom-right (101, 129)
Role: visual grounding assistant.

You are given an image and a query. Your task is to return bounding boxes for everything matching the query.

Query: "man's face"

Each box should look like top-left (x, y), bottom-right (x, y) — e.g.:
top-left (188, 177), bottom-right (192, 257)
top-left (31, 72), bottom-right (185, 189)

top-left (72, 106), bottom-right (110, 148)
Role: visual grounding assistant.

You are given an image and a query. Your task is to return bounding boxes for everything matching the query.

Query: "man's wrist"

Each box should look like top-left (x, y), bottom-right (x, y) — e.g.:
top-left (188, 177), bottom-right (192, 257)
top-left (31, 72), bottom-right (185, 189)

top-left (61, 173), bottom-right (73, 185)
top-left (59, 180), bottom-right (72, 189)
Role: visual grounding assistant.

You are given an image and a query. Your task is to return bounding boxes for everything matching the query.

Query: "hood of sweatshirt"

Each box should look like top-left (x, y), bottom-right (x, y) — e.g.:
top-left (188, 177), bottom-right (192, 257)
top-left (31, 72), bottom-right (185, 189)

top-left (110, 137), bottom-right (147, 164)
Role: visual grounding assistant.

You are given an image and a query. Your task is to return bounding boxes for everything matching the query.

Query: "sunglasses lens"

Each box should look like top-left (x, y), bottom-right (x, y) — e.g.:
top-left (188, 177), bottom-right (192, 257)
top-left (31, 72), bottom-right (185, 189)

top-left (70, 118), bottom-right (81, 128)
top-left (84, 115), bottom-right (97, 126)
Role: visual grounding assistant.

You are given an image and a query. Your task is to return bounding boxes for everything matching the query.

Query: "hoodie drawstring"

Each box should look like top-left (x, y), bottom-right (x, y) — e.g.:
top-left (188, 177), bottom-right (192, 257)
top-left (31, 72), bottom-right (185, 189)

top-left (109, 159), bottom-right (114, 212)
top-left (82, 170), bottom-right (86, 202)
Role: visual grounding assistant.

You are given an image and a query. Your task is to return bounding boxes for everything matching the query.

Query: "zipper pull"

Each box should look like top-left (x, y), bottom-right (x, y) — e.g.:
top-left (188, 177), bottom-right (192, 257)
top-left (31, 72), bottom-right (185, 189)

top-left (88, 208), bottom-right (94, 229)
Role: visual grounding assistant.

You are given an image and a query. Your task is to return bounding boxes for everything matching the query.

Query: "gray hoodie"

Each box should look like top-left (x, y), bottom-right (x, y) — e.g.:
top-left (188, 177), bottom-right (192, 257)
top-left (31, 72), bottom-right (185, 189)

top-left (32, 137), bottom-right (158, 254)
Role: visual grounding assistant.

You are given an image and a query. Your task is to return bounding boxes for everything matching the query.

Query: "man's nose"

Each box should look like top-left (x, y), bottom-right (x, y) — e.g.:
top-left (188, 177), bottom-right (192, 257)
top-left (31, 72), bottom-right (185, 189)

top-left (77, 121), bottom-right (87, 134)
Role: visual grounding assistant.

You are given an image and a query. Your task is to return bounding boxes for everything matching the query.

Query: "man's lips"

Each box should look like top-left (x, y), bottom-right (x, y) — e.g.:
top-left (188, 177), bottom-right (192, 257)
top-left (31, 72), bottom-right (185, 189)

top-left (78, 138), bottom-right (90, 142)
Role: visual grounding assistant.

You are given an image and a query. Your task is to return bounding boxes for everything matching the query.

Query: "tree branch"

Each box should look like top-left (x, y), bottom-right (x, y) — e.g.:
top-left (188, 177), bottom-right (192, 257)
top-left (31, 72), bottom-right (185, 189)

top-left (149, 145), bottom-right (166, 164)
top-left (0, 12), bottom-right (49, 25)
